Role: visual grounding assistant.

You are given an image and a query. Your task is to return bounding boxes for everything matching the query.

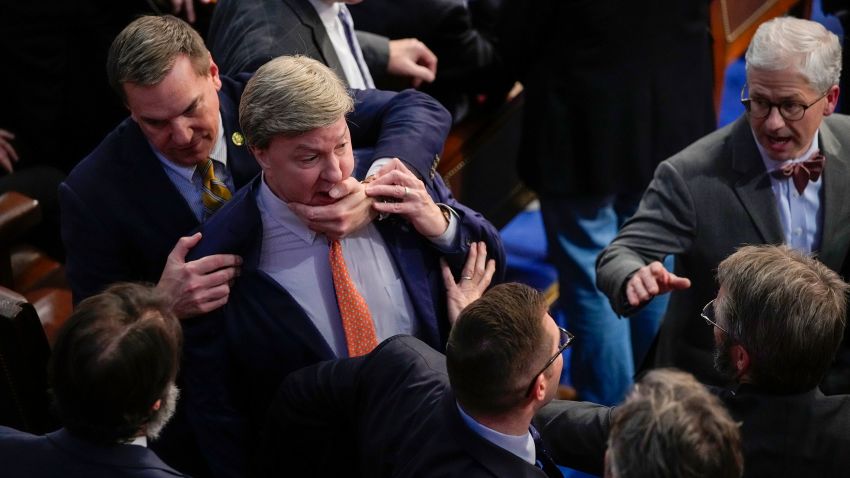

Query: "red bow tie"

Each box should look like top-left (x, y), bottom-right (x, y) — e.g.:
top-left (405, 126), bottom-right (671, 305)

top-left (770, 151), bottom-right (826, 194)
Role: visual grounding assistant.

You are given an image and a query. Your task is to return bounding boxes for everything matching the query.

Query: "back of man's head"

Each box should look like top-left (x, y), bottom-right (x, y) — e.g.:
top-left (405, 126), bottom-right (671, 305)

top-left (716, 245), bottom-right (848, 392)
top-left (446, 283), bottom-right (549, 416)
top-left (239, 55), bottom-right (355, 149)
top-left (50, 283), bottom-right (182, 444)
top-left (606, 369), bottom-right (743, 478)
top-left (107, 15), bottom-right (211, 104)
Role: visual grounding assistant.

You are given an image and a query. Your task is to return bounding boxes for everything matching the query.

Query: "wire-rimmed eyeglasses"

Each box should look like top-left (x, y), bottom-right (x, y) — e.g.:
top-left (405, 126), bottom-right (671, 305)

top-left (701, 299), bottom-right (729, 335)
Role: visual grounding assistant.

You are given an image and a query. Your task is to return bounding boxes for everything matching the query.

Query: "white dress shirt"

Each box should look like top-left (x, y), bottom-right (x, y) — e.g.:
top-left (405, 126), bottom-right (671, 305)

top-left (457, 403), bottom-right (536, 465)
top-left (156, 114), bottom-right (233, 222)
top-left (753, 130), bottom-right (824, 253)
top-left (307, 0), bottom-right (375, 89)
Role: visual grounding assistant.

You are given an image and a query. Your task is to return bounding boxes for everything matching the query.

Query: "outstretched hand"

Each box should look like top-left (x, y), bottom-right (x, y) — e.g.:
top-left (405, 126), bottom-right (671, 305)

top-left (626, 260), bottom-right (691, 307)
top-left (387, 38), bottom-right (437, 88)
top-left (441, 242), bottom-right (496, 325)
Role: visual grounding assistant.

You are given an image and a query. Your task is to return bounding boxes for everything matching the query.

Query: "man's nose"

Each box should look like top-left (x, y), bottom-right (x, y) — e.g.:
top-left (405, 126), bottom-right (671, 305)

top-left (764, 105), bottom-right (786, 130)
top-left (171, 118), bottom-right (193, 145)
top-left (321, 155), bottom-right (343, 183)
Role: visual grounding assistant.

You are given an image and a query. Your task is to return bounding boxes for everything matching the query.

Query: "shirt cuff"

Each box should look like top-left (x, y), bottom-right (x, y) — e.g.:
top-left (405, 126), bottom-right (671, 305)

top-left (365, 157), bottom-right (392, 179)
top-left (428, 203), bottom-right (459, 248)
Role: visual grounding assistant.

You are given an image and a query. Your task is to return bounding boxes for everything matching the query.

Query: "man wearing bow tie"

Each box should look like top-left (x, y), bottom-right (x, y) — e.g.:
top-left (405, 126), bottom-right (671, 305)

top-left (597, 17), bottom-right (850, 391)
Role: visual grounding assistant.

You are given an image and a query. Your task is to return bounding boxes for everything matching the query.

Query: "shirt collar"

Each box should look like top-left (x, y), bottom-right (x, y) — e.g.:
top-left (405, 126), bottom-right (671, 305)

top-left (307, 0), bottom-right (341, 27)
top-left (752, 129), bottom-right (820, 174)
top-left (154, 113), bottom-right (227, 181)
top-left (456, 403), bottom-right (535, 465)
top-left (257, 173), bottom-right (318, 245)
top-left (125, 436), bottom-right (148, 448)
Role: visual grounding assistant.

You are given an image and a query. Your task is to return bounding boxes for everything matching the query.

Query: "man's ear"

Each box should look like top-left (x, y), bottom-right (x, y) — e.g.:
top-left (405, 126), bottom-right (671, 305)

top-left (151, 399), bottom-right (162, 412)
top-left (209, 54), bottom-right (222, 91)
top-left (730, 344), bottom-right (750, 378)
top-left (824, 84), bottom-right (840, 116)
top-left (251, 145), bottom-right (270, 169)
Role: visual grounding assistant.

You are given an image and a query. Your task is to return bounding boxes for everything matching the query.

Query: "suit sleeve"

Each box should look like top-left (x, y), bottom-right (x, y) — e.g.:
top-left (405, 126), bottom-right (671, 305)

top-left (349, 88), bottom-right (451, 188)
top-left (254, 355), bottom-right (366, 477)
top-left (596, 160), bottom-right (698, 316)
top-left (59, 182), bottom-right (132, 304)
top-left (356, 30), bottom-right (390, 81)
top-left (533, 399), bottom-right (613, 476)
top-left (426, 172), bottom-right (506, 282)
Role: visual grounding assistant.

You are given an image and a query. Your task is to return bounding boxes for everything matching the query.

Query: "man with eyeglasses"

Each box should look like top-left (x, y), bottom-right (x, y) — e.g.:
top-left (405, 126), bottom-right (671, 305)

top-left (537, 244), bottom-right (850, 477)
top-left (253, 281), bottom-right (578, 477)
top-left (596, 16), bottom-right (850, 392)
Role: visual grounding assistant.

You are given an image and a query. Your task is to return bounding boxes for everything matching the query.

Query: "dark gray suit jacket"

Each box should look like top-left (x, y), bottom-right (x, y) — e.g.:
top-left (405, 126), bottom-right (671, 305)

top-left (207, 0), bottom-right (389, 81)
top-left (597, 114), bottom-right (850, 385)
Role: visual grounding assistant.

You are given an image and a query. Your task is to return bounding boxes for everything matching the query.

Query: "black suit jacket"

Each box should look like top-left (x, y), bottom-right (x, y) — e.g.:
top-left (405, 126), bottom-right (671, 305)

top-left (207, 0), bottom-right (389, 82)
top-left (260, 335), bottom-right (557, 477)
top-left (536, 383), bottom-right (850, 478)
top-left (0, 427), bottom-right (188, 478)
top-left (498, 0), bottom-right (715, 197)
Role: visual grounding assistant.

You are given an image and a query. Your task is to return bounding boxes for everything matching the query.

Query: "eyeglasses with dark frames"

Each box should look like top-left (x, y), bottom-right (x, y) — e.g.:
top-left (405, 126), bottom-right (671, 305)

top-left (740, 86), bottom-right (830, 121)
top-left (525, 327), bottom-right (575, 396)
top-left (701, 299), bottom-right (729, 335)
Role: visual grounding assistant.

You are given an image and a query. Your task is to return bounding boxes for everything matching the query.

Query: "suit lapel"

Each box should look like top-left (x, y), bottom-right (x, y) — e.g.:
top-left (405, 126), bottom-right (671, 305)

top-left (377, 220), bottom-right (442, 349)
top-left (730, 117), bottom-right (784, 245)
top-left (286, 0), bottom-right (348, 84)
top-left (219, 85), bottom-right (258, 188)
top-left (817, 119), bottom-right (850, 270)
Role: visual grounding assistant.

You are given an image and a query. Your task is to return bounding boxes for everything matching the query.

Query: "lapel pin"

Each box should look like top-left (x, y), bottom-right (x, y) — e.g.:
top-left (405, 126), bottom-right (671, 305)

top-left (231, 132), bottom-right (245, 146)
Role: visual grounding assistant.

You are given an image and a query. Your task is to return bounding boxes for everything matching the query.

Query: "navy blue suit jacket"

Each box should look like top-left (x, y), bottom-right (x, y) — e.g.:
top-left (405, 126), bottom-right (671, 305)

top-left (60, 79), bottom-right (447, 304)
top-left (184, 172), bottom-right (504, 476)
top-left (260, 335), bottom-right (552, 477)
top-left (0, 427), bottom-right (188, 478)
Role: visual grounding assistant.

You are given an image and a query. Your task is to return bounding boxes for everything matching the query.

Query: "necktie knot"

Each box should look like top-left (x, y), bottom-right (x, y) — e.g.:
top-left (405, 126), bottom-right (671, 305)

top-left (770, 151), bottom-right (825, 194)
top-left (201, 158), bottom-right (232, 219)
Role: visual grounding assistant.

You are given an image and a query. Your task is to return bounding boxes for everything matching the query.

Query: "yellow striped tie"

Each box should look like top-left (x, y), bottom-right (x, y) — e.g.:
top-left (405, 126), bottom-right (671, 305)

top-left (201, 158), bottom-right (232, 219)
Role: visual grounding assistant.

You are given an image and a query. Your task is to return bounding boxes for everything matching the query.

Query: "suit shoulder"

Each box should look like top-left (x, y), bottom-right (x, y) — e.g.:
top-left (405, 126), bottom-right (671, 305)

top-left (662, 119), bottom-right (742, 177)
top-left (65, 118), bottom-right (145, 190)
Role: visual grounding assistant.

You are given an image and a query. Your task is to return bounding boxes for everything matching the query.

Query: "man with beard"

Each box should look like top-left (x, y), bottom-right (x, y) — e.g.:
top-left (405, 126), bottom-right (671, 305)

top-left (536, 245), bottom-right (850, 477)
top-left (0, 283), bottom-right (187, 478)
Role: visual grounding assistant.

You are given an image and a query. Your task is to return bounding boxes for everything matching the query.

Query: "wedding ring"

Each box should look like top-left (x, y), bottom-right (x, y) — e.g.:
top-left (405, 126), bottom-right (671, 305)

top-left (461, 276), bottom-right (473, 280)
top-left (403, 186), bottom-right (409, 198)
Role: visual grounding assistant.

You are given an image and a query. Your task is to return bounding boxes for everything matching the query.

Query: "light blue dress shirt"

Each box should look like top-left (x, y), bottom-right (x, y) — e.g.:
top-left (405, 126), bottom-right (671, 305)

top-left (457, 403), bottom-right (536, 465)
top-left (753, 130), bottom-right (823, 253)
top-left (255, 175), bottom-right (457, 358)
top-left (156, 115), bottom-right (234, 222)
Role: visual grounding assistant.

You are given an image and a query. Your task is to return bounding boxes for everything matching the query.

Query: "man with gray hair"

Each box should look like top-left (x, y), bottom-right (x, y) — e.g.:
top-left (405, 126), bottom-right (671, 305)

top-left (596, 16), bottom-right (850, 391)
top-left (185, 55), bottom-right (503, 477)
top-left (605, 369), bottom-right (743, 478)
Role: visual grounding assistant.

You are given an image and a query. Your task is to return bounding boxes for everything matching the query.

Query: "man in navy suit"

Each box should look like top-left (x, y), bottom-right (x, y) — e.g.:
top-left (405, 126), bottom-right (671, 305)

top-left (185, 55), bottom-right (504, 477)
top-left (0, 283), bottom-right (187, 478)
top-left (59, 15), bottom-right (450, 318)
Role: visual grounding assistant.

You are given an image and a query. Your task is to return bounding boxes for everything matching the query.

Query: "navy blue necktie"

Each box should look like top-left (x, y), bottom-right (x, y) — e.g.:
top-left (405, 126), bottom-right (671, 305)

top-left (337, 6), bottom-right (373, 88)
top-left (530, 425), bottom-right (563, 477)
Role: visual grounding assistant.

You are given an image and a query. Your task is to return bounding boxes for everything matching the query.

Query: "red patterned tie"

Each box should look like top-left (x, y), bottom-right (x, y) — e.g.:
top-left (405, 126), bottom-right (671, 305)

top-left (771, 151), bottom-right (826, 194)
top-left (329, 240), bottom-right (378, 356)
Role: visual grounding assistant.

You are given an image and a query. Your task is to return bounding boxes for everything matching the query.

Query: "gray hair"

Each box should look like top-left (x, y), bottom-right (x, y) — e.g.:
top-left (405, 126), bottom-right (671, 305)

top-left (607, 369), bottom-right (743, 478)
top-left (716, 245), bottom-right (848, 392)
top-left (107, 15), bottom-right (211, 104)
top-left (746, 17), bottom-right (842, 92)
top-left (239, 56), bottom-right (354, 149)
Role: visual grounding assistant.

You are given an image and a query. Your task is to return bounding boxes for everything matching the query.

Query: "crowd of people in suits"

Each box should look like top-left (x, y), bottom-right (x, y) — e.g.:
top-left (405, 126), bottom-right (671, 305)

top-left (1, 1), bottom-right (850, 477)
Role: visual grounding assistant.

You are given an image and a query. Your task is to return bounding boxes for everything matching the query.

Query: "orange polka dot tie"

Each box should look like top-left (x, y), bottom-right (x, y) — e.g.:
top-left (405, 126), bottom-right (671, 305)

top-left (329, 239), bottom-right (378, 356)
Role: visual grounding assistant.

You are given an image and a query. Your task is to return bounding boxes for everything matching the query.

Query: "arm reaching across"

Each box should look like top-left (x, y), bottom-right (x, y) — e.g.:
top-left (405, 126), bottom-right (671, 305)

top-left (625, 261), bottom-right (691, 307)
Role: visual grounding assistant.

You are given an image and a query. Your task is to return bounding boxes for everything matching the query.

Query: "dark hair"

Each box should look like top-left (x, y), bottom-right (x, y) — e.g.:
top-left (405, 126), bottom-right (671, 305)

top-left (49, 283), bottom-right (182, 444)
top-left (446, 283), bottom-right (548, 416)
top-left (107, 15), bottom-right (210, 104)
top-left (716, 245), bottom-right (848, 392)
top-left (608, 369), bottom-right (743, 478)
